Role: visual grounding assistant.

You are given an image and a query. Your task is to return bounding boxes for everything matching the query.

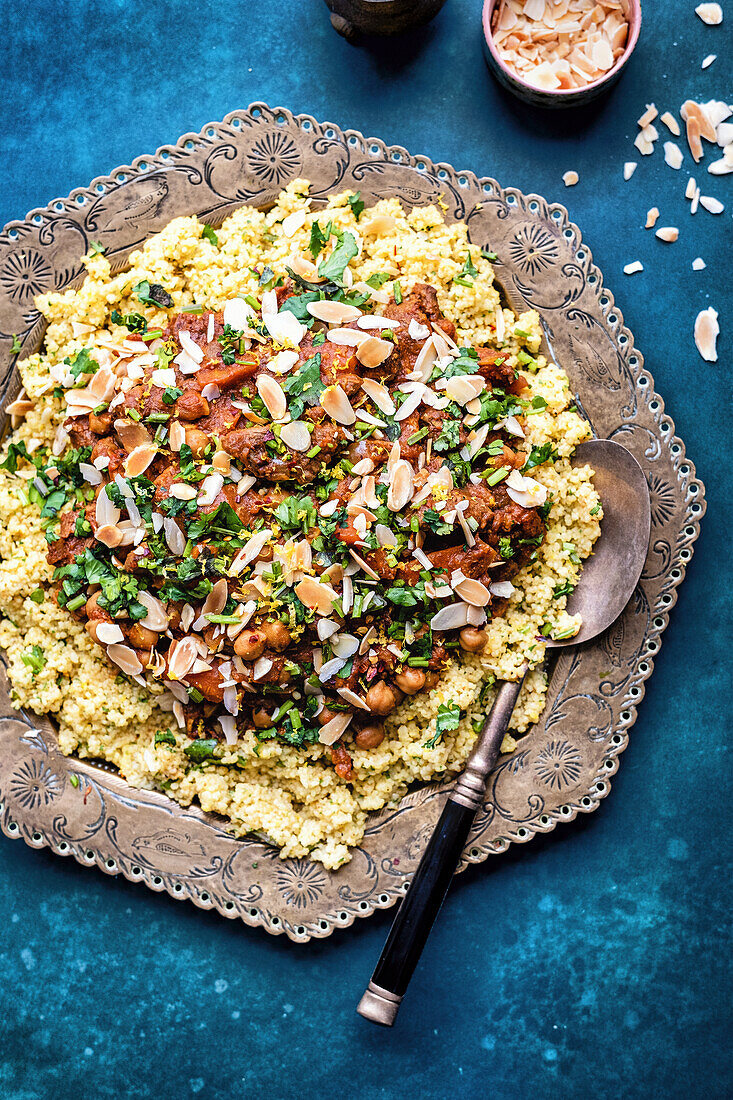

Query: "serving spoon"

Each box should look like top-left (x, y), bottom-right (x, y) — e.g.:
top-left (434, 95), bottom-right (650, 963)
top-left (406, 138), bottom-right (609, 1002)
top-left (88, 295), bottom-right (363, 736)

top-left (357, 438), bottom-right (651, 1026)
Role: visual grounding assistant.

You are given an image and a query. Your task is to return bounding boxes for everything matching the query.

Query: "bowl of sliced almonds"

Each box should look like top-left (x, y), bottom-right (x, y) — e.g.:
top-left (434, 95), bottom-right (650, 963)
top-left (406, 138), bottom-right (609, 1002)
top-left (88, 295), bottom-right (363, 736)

top-left (483, 0), bottom-right (642, 107)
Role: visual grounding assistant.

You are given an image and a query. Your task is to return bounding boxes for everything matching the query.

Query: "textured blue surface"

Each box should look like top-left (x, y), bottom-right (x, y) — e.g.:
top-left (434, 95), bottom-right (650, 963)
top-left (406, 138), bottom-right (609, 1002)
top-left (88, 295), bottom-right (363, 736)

top-left (1, 2), bottom-right (731, 1097)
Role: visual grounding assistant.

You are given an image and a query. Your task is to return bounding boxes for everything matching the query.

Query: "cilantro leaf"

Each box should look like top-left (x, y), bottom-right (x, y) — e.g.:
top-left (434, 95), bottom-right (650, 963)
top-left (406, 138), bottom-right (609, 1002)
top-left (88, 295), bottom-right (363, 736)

top-left (317, 231), bottom-right (358, 284)
top-left (279, 290), bottom-right (322, 322)
top-left (281, 353), bottom-right (324, 418)
top-left (366, 272), bottom-right (390, 289)
top-left (184, 739), bottom-right (220, 764)
top-left (110, 310), bottom-right (148, 334)
top-left (201, 224), bottom-right (219, 247)
top-left (308, 220), bottom-right (329, 260)
top-left (21, 644), bottom-right (46, 676)
top-left (273, 495), bottom-right (317, 534)
top-left (434, 418), bottom-right (460, 453)
top-left (522, 443), bottom-right (557, 472)
top-left (347, 192), bottom-right (365, 221)
top-left (10, 334), bottom-right (22, 355)
top-left (425, 701), bottom-right (461, 749)
top-left (133, 280), bottom-right (173, 308)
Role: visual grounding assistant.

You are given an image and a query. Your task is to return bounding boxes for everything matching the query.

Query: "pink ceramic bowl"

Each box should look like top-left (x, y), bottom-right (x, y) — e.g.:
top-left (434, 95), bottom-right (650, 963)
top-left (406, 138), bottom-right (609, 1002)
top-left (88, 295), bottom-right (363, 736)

top-left (482, 0), bottom-right (642, 108)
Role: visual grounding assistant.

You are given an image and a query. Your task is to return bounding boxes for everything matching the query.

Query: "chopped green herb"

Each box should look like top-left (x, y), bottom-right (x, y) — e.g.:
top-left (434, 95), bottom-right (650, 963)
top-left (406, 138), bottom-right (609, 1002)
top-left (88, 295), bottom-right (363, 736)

top-left (201, 224), bottom-right (219, 248)
top-left (88, 241), bottom-right (106, 256)
top-left (425, 701), bottom-right (461, 749)
top-left (133, 280), bottom-right (173, 309)
top-left (10, 334), bottom-right (22, 355)
top-left (347, 191), bottom-right (365, 221)
top-left (317, 230), bottom-right (358, 284)
top-left (21, 644), bottom-right (46, 675)
top-left (155, 729), bottom-right (177, 747)
top-left (393, 280), bottom-right (403, 304)
top-left (184, 739), bottom-right (220, 764)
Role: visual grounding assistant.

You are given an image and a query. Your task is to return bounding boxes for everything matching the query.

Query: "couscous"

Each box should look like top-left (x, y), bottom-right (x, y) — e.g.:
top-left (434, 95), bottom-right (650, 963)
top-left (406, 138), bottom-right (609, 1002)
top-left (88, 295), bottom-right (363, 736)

top-left (0, 183), bottom-right (601, 868)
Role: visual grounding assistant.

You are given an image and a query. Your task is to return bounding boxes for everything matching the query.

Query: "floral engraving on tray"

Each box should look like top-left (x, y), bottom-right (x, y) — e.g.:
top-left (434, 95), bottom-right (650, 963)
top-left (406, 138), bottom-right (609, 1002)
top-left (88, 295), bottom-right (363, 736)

top-left (534, 740), bottom-right (583, 790)
top-left (0, 104), bottom-right (705, 941)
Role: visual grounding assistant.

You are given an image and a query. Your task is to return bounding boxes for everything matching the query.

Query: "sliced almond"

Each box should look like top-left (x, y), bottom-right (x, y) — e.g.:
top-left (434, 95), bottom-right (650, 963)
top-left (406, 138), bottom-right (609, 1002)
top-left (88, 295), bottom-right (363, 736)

top-left (623, 161), bottom-right (637, 180)
top-left (660, 111), bottom-right (681, 137)
top-left (95, 524), bottom-right (123, 548)
top-left (198, 472), bottom-right (224, 507)
top-left (229, 529), bottom-right (271, 575)
top-left (281, 208), bottom-right (307, 238)
top-left (256, 374), bottom-right (287, 420)
top-left (167, 637), bottom-right (198, 680)
top-left (623, 261), bottom-right (644, 275)
top-left (702, 53), bottom-right (717, 68)
top-left (430, 603), bottom-right (470, 632)
top-left (355, 336), bottom-right (393, 369)
top-left (562, 170), bottom-right (579, 186)
top-left (361, 377), bottom-right (395, 415)
top-left (163, 518), bottom-right (186, 555)
top-left (267, 350), bottom-right (300, 375)
top-left (124, 443), bottom-right (157, 477)
top-left (692, 257), bottom-right (706, 271)
top-left (694, 307), bottom-right (719, 362)
top-left (663, 142), bottom-right (683, 169)
top-left (453, 577), bottom-right (491, 607)
top-left (169, 420), bottom-right (186, 452)
top-left (637, 103), bottom-right (658, 128)
top-left (695, 4), bottom-right (723, 26)
top-left (95, 487), bottom-right (120, 527)
top-left (686, 116), bottom-right (704, 162)
top-left (263, 310), bottom-right (305, 348)
top-left (137, 590), bottom-right (169, 632)
top-left (326, 327), bottom-right (370, 347)
top-left (288, 254), bottom-right (321, 281)
top-left (318, 712), bottom-right (352, 746)
top-left (107, 643), bottom-right (143, 676)
top-left (386, 460), bottom-right (414, 512)
top-left (685, 176), bottom-right (698, 199)
top-left (223, 298), bottom-right (255, 330)
top-left (280, 420), bottom-right (311, 452)
top-left (294, 576), bottom-right (338, 616)
top-left (363, 214), bottom-right (396, 236)
top-left (95, 622), bottom-right (125, 645)
top-left (170, 482), bottom-right (198, 500)
top-left (320, 384), bottom-right (356, 425)
top-left (179, 331), bottom-right (203, 364)
top-left (655, 226), bottom-right (679, 242)
top-left (699, 194), bottom-right (724, 213)
top-left (307, 300), bottom-right (362, 325)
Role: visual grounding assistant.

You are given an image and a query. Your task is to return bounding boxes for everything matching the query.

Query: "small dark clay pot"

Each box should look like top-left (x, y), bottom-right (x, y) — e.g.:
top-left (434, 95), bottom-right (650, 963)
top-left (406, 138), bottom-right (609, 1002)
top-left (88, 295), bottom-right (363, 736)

top-left (324, 0), bottom-right (448, 39)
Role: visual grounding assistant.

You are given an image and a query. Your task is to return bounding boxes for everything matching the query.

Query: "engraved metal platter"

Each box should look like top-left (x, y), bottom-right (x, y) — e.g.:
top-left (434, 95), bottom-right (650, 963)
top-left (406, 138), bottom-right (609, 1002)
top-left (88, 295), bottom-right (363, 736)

top-left (0, 104), bottom-right (704, 941)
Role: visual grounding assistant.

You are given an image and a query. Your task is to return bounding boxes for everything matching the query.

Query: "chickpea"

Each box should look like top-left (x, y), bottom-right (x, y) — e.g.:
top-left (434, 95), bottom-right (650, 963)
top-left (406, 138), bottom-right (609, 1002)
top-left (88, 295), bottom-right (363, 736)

top-left (459, 627), bottom-right (488, 654)
top-left (317, 705), bottom-right (339, 727)
top-left (184, 426), bottom-right (209, 458)
top-left (176, 390), bottom-right (210, 421)
top-left (252, 706), bottom-right (273, 729)
top-left (394, 668), bottom-right (426, 696)
top-left (260, 618), bottom-right (291, 653)
top-left (127, 623), bottom-right (158, 650)
top-left (233, 629), bottom-right (266, 661)
top-left (365, 681), bottom-right (402, 716)
top-left (256, 544), bottom-right (274, 563)
top-left (424, 671), bottom-right (439, 690)
top-left (354, 724), bottom-right (385, 750)
top-left (202, 624), bottom-right (224, 652)
top-left (136, 648), bottom-right (153, 669)
top-left (85, 621), bottom-right (101, 644)
top-left (85, 592), bottom-right (105, 620)
top-left (88, 411), bottom-right (111, 435)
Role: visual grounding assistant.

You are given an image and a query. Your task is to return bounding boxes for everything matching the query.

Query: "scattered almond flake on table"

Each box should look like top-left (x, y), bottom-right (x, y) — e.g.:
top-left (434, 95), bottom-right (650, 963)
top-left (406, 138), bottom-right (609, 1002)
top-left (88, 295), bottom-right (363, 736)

top-left (655, 226), bottom-right (679, 242)
top-left (660, 111), bottom-right (681, 137)
top-left (708, 153), bottom-right (733, 174)
top-left (624, 261), bottom-right (644, 275)
top-left (701, 54), bottom-right (717, 67)
top-left (685, 176), bottom-right (698, 199)
top-left (699, 194), bottom-right (724, 213)
top-left (691, 186), bottom-right (701, 214)
top-left (638, 104), bottom-right (658, 128)
top-left (562, 170), bottom-right (579, 186)
top-left (694, 307), bottom-right (719, 362)
top-left (664, 141), bottom-right (684, 169)
top-left (624, 161), bottom-right (637, 180)
top-left (695, 2), bottom-right (723, 24)
top-left (692, 257), bottom-right (707, 270)
top-left (645, 207), bottom-right (660, 228)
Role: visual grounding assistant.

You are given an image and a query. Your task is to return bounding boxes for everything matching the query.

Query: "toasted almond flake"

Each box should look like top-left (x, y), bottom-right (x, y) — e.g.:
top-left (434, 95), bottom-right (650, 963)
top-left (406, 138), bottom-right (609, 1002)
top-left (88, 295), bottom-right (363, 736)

top-left (307, 299), bottom-right (362, 325)
top-left (633, 134), bottom-right (655, 156)
top-left (685, 176), bottom-right (698, 199)
top-left (170, 482), bottom-right (198, 500)
top-left (263, 309), bottom-right (305, 347)
top-left (691, 187), bottom-right (701, 214)
top-left (107, 643), bottom-right (143, 676)
top-left (441, 375), bottom-right (485, 405)
top-left (660, 111), bottom-right (681, 136)
top-left (702, 53), bottom-right (717, 67)
top-left (336, 686), bottom-right (370, 711)
top-left (211, 450), bottom-right (231, 476)
top-left (163, 517), bottom-right (186, 555)
top-left (320, 384), bottom-right (356, 425)
top-left (151, 367), bottom-right (177, 389)
top-left (167, 637), bottom-right (198, 680)
top-left (695, 2), bottom-right (722, 24)
top-left (387, 459), bottom-right (414, 512)
top-left (348, 549), bottom-right (380, 581)
top-left (168, 420), bottom-right (186, 452)
top-left (708, 155), bottom-right (733, 175)
top-left (281, 208), bottom-right (307, 238)
top-left (505, 469), bottom-right (547, 508)
top-left (95, 622), bottom-right (125, 645)
top-left (624, 261), bottom-right (644, 275)
top-left (394, 388), bottom-right (423, 421)
top-left (623, 161), bottom-right (637, 180)
top-left (230, 530), bottom-right (272, 575)
top-left (114, 419), bottom-right (152, 452)
top-left (318, 712), bottom-right (352, 746)
top-left (694, 307), bottom-right (719, 361)
top-left (79, 462), bottom-right (103, 486)
top-left (223, 298), bottom-right (254, 330)
top-left (644, 207), bottom-right (659, 228)
top-left (137, 590), bottom-right (169, 632)
top-left (178, 331), bottom-right (203, 364)
top-left (355, 336), bottom-right (393, 369)
top-left (562, 170), bottom-right (579, 186)
top-left (363, 214), bottom-right (396, 237)
top-left (198, 472), bottom-right (224, 507)
top-left (637, 103), bottom-right (658, 128)
top-left (407, 319), bottom-right (431, 341)
top-left (699, 194), bottom-right (724, 213)
top-left (655, 226), bottom-right (679, 242)
top-left (266, 350), bottom-right (299, 376)
top-left (326, 327), bottom-right (370, 347)
top-left (664, 141), bottom-right (684, 169)
top-left (95, 488), bottom-right (120, 528)
top-left (280, 420), bottom-right (311, 452)
top-left (124, 443), bottom-right (157, 477)
top-left (430, 603), bottom-right (470, 631)
top-left (686, 116), bottom-right (704, 163)
top-left (95, 523), bottom-right (123, 548)
top-left (295, 576), bottom-right (338, 616)
top-left (692, 257), bottom-right (707, 270)
top-left (256, 374), bottom-right (287, 420)
top-left (489, 580), bottom-right (517, 599)
top-left (453, 577), bottom-right (491, 607)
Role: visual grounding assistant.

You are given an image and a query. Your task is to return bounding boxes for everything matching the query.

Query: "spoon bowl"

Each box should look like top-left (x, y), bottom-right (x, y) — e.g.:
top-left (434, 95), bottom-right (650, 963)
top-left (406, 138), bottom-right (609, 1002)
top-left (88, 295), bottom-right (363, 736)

top-left (549, 438), bottom-right (651, 646)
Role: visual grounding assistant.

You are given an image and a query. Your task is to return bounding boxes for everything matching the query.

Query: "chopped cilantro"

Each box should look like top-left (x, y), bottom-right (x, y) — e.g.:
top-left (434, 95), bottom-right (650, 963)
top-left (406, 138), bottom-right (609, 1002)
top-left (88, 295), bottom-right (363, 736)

top-left (10, 334), bottom-right (22, 355)
top-left (308, 220), bottom-right (330, 260)
top-left (155, 729), bottom-right (177, 747)
top-left (282, 353), bottom-right (324, 418)
top-left (347, 191), bottom-right (365, 221)
top-left (110, 310), bottom-right (148, 334)
top-left (273, 495), bottom-right (317, 534)
top-left (184, 739), bottom-right (220, 764)
top-left (553, 581), bottom-right (574, 599)
top-left (88, 241), bottom-right (106, 255)
top-left (425, 701), bottom-right (461, 749)
top-left (201, 224), bottom-right (219, 247)
top-left (317, 230), bottom-right (358, 284)
top-left (133, 280), bottom-right (173, 308)
top-left (522, 443), bottom-right (557, 472)
top-left (366, 272), bottom-right (390, 290)
top-left (21, 645), bottom-right (46, 676)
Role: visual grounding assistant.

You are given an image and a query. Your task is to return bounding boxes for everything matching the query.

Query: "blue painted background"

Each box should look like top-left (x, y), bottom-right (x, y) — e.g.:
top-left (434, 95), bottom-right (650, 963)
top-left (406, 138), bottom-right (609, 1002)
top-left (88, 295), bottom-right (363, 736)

top-left (1, 2), bottom-right (730, 1097)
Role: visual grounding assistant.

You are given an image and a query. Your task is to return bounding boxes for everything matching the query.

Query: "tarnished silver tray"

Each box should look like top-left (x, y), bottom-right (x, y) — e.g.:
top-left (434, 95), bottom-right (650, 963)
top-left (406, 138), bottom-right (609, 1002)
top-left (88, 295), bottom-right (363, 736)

top-left (0, 103), bottom-right (704, 941)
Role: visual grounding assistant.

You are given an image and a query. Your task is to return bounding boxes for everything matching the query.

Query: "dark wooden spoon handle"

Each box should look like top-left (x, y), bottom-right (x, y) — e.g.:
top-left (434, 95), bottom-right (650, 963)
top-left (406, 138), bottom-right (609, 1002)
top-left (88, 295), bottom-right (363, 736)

top-left (357, 676), bottom-right (525, 1027)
